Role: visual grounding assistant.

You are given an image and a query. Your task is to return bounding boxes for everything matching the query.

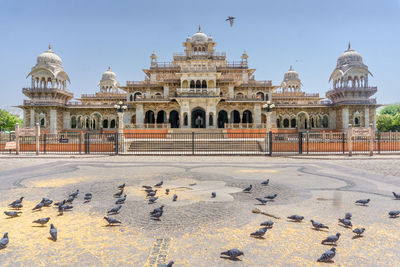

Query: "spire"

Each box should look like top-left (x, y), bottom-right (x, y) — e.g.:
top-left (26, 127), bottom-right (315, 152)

top-left (289, 65), bottom-right (293, 71)
top-left (198, 24), bottom-right (201, 32)
top-left (48, 42), bottom-right (52, 50)
top-left (108, 66), bottom-right (111, 71)
top-left (347, 41), bottom-right (351, 50)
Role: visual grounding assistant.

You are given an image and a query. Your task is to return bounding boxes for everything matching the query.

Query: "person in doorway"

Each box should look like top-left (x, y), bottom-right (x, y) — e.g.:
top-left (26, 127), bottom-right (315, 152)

top-left (195, 115), bottom-right (203, 128)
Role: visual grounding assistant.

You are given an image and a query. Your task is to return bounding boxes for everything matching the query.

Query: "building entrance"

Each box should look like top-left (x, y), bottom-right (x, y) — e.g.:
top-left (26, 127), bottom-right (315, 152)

top-left (191, 108), bottom-right (206, 128)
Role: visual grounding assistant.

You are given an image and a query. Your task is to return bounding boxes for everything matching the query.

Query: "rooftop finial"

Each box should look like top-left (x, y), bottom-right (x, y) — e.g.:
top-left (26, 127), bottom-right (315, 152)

top-left (198, 24), bottom-right (201, 32)
top-left (348, 41), bottom-right (351, 50)
top-left (289, 65), bottom-right (293, 71)
top-left (48, 43), bottom-right (52, 50)
top-left (108, 66), bottom-right (111, 71)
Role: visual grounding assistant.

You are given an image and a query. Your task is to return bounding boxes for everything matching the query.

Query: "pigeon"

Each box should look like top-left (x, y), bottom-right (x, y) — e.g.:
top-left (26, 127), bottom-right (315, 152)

top-left (107, 205), bottom-right (122, 215)
top-left (0, 233), bottom-right (8, 249)
top-left (255, 198), bottom-right (268, 205)
top-left (260, 220), bottom-right (274, 228)
top-left (150, 206), bottom-right (164, 215)
top-left (32, 201), bottom-right (45, 211)
top-left (148, 197), bottom-right (158, 204)
top-left (158, 261), bottom-right (174, 267)
top-left (4, 211), bottom-right (22, 217)
top-left (220, 248), bottom-right (244, 259)
top-left (389, 210), bottom-right (400, 218)
top-left (33, 217), bottom-right (50, 225)
top-left (9, 203), bottom-right (23, 209)
top-left (353, 228), bottom-right (365, 236)
top-left (151, 211), bottom-right (163, 220)
top-left (69, 189), bottom-right (79, 199)
top-left (114, 189), bottom-right (124, 198)
top-left (118, 183), bottom-right (125, 190)
top-left (165, 188), bottom-right (170, 195)
top-left (54, 200), bottom-right (66, 207)
top-left (145, 188), bottom-right (154, 194)
top-left (104, 216), bottom-right (122, 225)
top-left (225, 16), bottom-right (236, 27)
top-left (243, 185), bottom-right (252, 193)
top-left (393, 192), bottom-right (400, 199)
top-left (58, 204), bottom-right (73, 214)
top-left (345, 212), bottom-right (352, 220)
top-left (355, 199), bottom-right (370, 205)
top-left (250, 227), bottom-right (268, 238)
top-left (155, 181), bottom-right (163, 187)
top-left (9, 197), bottom-right (24, 207)
top-left (264, 194), bottom-right (277, 200)
top-left (189, 183), bottom-right (197, 186)
top-left (321, 233), bottom-right (341, 244)
top-left (66, 195), bottom-right (75, 204)
top-left (261, 179), bottom-right (269, 186)
top-left (311, 220), bottom-right (329, 230)
top-left (287, 215), bottom-right (304, 222)
top-left (50, 224), bottom-right (57, 241)
top-left (42, 198), bottom-right (53, 207)
top-left (115, 195), bottom-right (127, 205)
top-left (317, 247), bottom-right (336, 262)
top-left (338, 218), bottom-right (352, 228)
top-left (84, 193), bottom-right (92, 203)
top-left (142, 185), bottom-right (152, 190)
top-left (173, 194), bottom-right (178, 201)
top-left (147, 190), bottom-right (157, 197)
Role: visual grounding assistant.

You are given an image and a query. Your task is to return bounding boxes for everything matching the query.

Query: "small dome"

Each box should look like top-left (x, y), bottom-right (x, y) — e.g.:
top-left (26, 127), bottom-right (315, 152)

top-left (192, 32), bottom-right (208, 43)
top-left (207, 36), bottom-right (213, 42)
top-left (283, 66), bottom-right (300, 81)
top-left (101, 67), bottom-right (117, 81)
top-left (337, 43), bottom-right (363, 67)
top-left (37, 45), bottom-right (62, 65)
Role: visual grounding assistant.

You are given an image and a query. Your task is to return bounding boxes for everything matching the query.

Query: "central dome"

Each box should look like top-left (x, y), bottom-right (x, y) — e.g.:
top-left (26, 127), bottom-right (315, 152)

top-left (37, 45), bottom-right (62, 65)
top-left (283, 66), bottom-right (300, 81)
top-left (337, 43), bottom-right (363, 67)
top-left (101, 67), bottom-right (117, 81)
top-left (192, 32), bottom-right (208, 43)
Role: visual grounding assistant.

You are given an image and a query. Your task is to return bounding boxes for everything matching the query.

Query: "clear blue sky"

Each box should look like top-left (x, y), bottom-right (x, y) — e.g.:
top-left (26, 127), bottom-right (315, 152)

top-left (1, 0), bottom-right (399, 113)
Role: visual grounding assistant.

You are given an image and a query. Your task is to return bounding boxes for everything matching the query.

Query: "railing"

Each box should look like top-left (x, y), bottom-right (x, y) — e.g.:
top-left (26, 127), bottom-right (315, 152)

top-left (125, 123), bottom-right (170, 129)
top-left (22, 88), bottom-right (74, 96)
top-left (176, 88), bottom-right (220, 96)
top-left (242, 80), bottom-right (273, 86)
top-left (224, 123), bottom-right (267, 129)
top-left (80, 93), bottom-right (126, 98)
top-left (173, 52), bottom-right (226, 58)
top-left (180, 66), bottom-right (217, 72)
top-left (224, 61), bottom-right (248, 68)
top-left (225, 96), bottom-right (264, 102)
top-left (126, 81), bottom-right (159, 86)
top-left (24, 99), bottom-right (68, 105)
top-left (150, 62), bottom-right (180, 69)
top-left (133, 95), bottom-right (169, 101)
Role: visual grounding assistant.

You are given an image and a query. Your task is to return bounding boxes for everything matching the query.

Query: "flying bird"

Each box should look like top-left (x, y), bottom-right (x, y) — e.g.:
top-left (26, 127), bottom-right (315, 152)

top-left (225, 16), bottom-right (236, 27)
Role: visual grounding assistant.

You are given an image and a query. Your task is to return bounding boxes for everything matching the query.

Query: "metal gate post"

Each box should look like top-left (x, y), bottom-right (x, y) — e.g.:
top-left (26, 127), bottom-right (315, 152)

top-left (43, 133), bottom-right (47, 154)
top-left (377, 132), bottom-right (381, 154)
top-left (192, 132), bottom-right (195, 155)
top-left (115, 133), bottom-right (119, 155)
top-left (269, 131), bottom-right (273, 156)
top-left (342, 132), bottom-right (345, 154)
top-left (298, 132), bottom-right (303, 154)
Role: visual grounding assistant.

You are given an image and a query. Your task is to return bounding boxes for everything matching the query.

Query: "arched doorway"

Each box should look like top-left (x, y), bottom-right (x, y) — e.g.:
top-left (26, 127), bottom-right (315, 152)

top-left (230, 110), bottom-right (240, 123)
top-left (242, 110), bottom-right (253, 123)
top-left (191, 108), bottom-right (206, 128)
top-left (145, 110), bottom-right (155, 124)
top-left (297, 112), bottom-right (309, 130)
top-left (218, 110), bottom-right (228, 128)
top-left (169, 110), bottom-right (180, 128)
top-left (157, 110), bottom-right (166, 124)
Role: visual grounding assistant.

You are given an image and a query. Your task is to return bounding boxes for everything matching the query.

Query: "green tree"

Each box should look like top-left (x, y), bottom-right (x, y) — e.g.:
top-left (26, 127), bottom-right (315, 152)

top-left (380, 104), bottom-right (400, 116)
top-left (377, 104), bottom-right (400, 132)
top-left (377, 114), bottom-right (393, 132)
top-left (0, 109), bottom-right (23, 131)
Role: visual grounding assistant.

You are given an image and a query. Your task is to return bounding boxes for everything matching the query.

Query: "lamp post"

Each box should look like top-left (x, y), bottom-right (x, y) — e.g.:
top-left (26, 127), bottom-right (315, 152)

top-left (263, 101), bottom-right (275, 132)
top-left (114, 101), bottom-right (127, 134)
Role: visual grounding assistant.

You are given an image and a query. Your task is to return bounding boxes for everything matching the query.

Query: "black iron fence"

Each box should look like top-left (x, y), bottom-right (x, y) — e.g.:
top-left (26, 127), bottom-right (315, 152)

top-left (0, 131), bottom-right (399, 156)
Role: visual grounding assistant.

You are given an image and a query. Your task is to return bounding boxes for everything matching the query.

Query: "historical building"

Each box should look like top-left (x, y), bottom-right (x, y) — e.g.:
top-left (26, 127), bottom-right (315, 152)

top-left (19, 28), bottom-right (378, 133)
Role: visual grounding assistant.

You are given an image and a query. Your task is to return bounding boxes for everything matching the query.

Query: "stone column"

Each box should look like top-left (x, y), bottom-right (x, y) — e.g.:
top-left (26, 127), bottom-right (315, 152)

top-left (136, 104), bottom-right (144, 126)
top-left (342, 108), bottom-right (349, 130)
top-left (364, 107), bottom-right (370, 127)
top-left (63, 112), bottom-right (70, 130)
top-left (228, 85), bottom-right (234, 98)
top-left (329, 110), bottom-right (336, 130)
top-left (117, 112), bottom-right (124, 134)
top-left (253, 105), bottom-right (261, 124)
top-left (50, 109), bottom-right (57, 134)
top-left (187, 111), bottom-right (192, 128)
top-left (30, 109), bottom-right (35, 127)
top-left (23, 110), bottom-right (27, 127)
top-left (163, 86), bottom-right (169, 98)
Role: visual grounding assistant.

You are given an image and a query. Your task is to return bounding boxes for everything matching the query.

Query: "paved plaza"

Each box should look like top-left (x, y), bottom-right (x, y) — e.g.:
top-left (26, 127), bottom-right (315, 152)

top-left (0, 155), bottom-right (400, 266)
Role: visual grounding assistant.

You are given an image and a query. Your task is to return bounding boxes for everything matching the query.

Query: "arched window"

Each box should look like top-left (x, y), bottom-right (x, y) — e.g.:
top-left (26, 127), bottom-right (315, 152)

top-left (283, 118), bottom-right (289, 128)
top-left (230, 110), bottom-right (240, 123)
top-left (311, 117), bottom-right (315, 128)
top-left (190, 81), bottom-right (195, 88)
top-left (236, 93), bottom-right (244, 99)
top-left (103, 119), bottom-right (109, 128)
top-left (242, 110), bottom-right (253, 123)
top-left (71, 117), bottom-right (77, 129)
top-left (156, 110), bottom-right (166, 124)
top-left (134, 92), bottom-right (142, 100)
top-left (182, 80), bottom-right (188, 88)
top-left (40, 118), bottom-right (45, 126)
top-left (145, 110), bottom-right (155, 124)
top-left (322, 115), bottom-right (329, 128)
top-left (354, 117), bottom-right (360, 126)
top-left (195, 80), bottom-right (201, 88)
top-left (290, 118), bottom-right (296, 128)
top-left (110, 119), bottom-right (116, 128)
top-left (256, 92), bottom-right (264, 100)
top-left (201, 80), bottom-right (207, 88)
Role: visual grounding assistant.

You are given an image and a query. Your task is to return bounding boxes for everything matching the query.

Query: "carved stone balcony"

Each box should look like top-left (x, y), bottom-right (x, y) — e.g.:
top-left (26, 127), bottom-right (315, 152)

top-left (175, 87), bottom-right (220, 97)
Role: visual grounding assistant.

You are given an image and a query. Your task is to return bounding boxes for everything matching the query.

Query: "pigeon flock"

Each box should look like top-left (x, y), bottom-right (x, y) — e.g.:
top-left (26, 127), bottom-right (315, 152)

top-left (1, 178), bottom-right (400, 265)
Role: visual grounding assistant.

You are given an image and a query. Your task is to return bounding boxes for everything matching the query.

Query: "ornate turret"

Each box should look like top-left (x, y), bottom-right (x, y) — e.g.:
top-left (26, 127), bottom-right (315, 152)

top-left (99, 67), bottom-right (119, 93)
top-left (281, 66), bottom-right (302, 93)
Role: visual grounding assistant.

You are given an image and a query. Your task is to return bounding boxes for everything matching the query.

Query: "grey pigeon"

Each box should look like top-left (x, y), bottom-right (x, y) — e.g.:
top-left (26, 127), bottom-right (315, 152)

top-left (260, 220), bottom-right (274, 228)
top-left (220, 248), bottom-right (244, 259)
top-left (107, 205), bottom-right (122, 215)
top-left (211, 192), bottom-right (216, 198)
top-left (0, 233), bottom-right (8, 249)
top-left (287, 215), bottom-right (304, 222)
top-left (250, 227), bottom-right (268, 238)
top-left (50, 224), bottom-right (57, 241)
top-left (355, 199), bottom-right (370, 205)
top-left (145, 188), bottom-right (154, 194)
top-left (393, 192), bottom-right (400, 199)
top-left (255, 198), bottom-right (268, 205)
top-left (345, 212), bottom-right (352, 220)
top-left (142, 185), bottom-right (152, 190)
top-left (261, 179), bottom-right (269, 186)
top-left (321, 233), bottom-right (341, 244)
top-left (311, 220), bottom-right (329, 230)
top-left (317, 247), bottom-right (336, 262)
top-left (114, 189), bottom-right (124, 198)
top-left (69, 189), bottom-right (79, 199)
top-left (158, 261), bottom-right (174, 267)
top-left (151, 211), bottom-right (163, 220)
top-left (42, 198), bottom-right (53, 207)
top-left (104, 216), bottom-right (122, 225)
top-left (9, 197), bottom-right (24, 207)
top-left (115, 195), bottom-right (127, 205)
top-left (165, 188), bottom-right (170, 195)
top-left (84, 193), bottom-right (92, 202)
top-left (353, 228), bottom-right (365, 236)
top-left (54, 200), bottom-right (66, 207)
top-left (338, 218), bottom-right (352, 228)
top-left (148, 197), bottom-right (158, 204)
top-left (189, 183), bottom-right (197, 186)
top-left (147, 190), bottom-right (157, 197)
top-left (118, 183), bottom-right (125, 190)
top-left (58, 204), bottom-right (73, 214)
top-left (173, 194), bottom-right (178, 201)
top-left (66, 195), bottom-right (75, 204)
top-left (150, 206), bottom-right (164, 215)
top-left (243, 185), bottom-right (252, 193)
top-left (264, 194), bottom-right (277, 200)
top-left (4, 211), bottom-right (21, 218)
top-left (33, 217), bottom-right (50, 225)
top-left (32, 201), bottom-right (45, 211)
top-left (389, 210), bottom-right (400, 218)
top-left (9, 203), bottom-right (23, 209)
top-left (155, 181), bottom-right (163, 187)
